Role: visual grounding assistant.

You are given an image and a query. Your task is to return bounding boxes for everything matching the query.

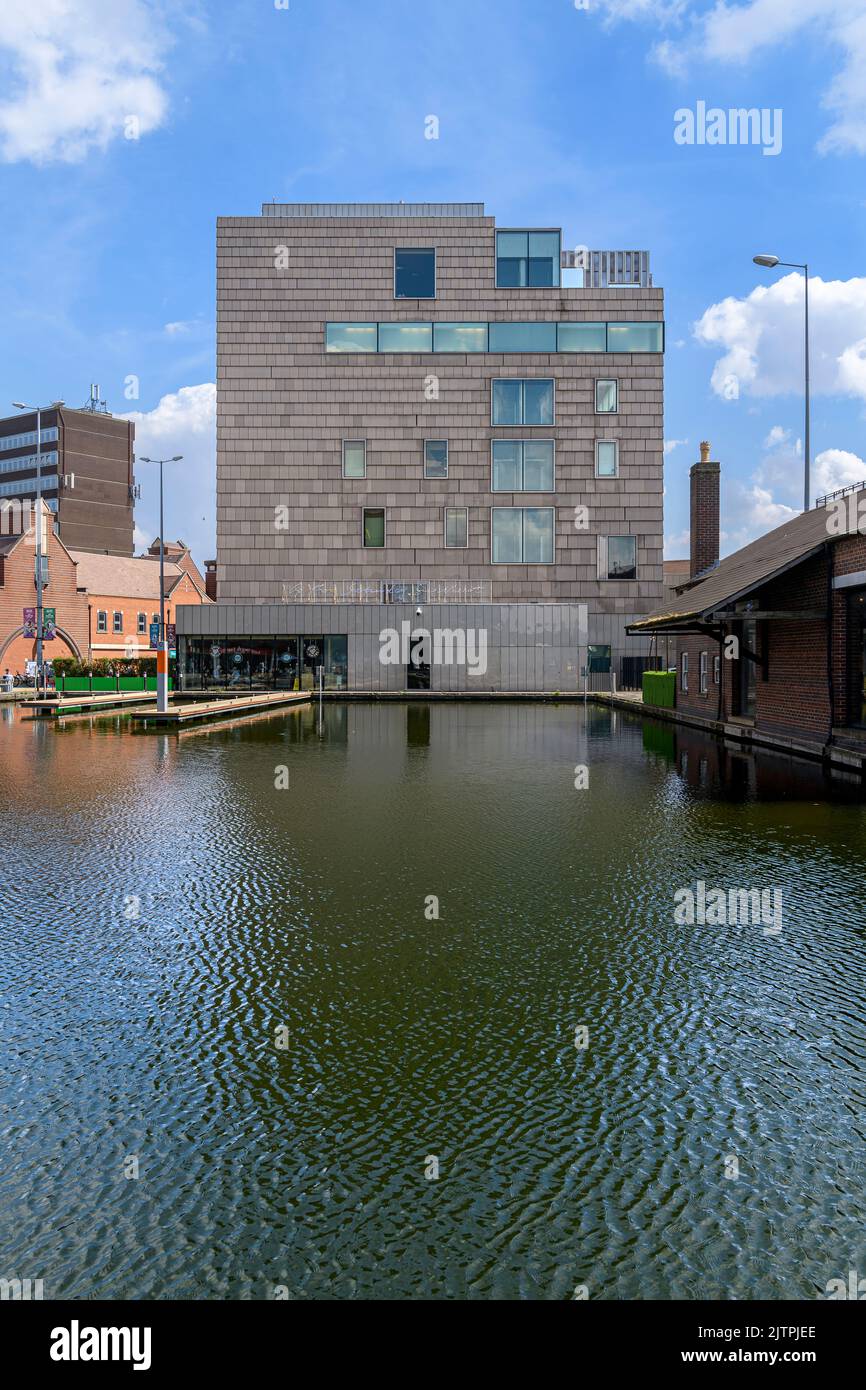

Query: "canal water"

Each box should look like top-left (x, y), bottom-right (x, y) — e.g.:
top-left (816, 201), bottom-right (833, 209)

top-left (1, 700), bottom-right (864, 1300)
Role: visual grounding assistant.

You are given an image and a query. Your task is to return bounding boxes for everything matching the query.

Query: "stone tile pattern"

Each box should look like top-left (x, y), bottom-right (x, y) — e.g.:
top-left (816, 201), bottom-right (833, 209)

top-left (215, 209), bottom-right (663, 641)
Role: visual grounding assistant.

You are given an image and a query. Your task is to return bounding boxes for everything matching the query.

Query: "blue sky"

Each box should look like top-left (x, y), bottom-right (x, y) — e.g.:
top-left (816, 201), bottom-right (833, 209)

top-left (1, 0), bottom-right (865, 566)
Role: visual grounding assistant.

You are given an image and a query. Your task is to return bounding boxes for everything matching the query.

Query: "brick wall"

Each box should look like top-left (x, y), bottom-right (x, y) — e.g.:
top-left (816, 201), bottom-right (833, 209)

top-left (0, 517), bottom-right (89, 673)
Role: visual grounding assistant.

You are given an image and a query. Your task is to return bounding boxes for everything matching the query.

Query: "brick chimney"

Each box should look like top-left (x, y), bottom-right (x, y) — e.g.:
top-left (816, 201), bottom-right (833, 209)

top-left (690, 441), bottom-right (720, 579)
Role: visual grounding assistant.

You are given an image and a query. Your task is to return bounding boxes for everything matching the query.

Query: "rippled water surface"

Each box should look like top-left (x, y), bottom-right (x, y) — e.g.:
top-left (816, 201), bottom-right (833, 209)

top-left (1, 699), bottom-right (865, 1300)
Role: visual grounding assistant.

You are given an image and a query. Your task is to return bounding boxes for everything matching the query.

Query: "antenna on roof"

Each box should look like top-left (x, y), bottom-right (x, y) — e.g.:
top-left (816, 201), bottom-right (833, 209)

top-left (81, 383), bottom-right (108, 413)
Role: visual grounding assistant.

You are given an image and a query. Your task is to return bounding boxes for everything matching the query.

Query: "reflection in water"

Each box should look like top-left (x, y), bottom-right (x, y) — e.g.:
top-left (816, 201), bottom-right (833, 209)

top-left (0, 700), bottom-right (864, 1301)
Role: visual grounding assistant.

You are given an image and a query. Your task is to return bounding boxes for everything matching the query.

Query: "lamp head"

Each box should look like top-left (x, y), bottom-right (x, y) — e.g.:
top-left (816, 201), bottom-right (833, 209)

top-left (753, 254), bottom-right (780, 269)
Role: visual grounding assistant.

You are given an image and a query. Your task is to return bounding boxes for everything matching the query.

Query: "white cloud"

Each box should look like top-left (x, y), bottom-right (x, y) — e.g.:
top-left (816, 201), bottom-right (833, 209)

top-left (812, 446), bottom-right (866, 497)
top-left (664, 437), bottom-right (688, 455)
top-left (123, 383), bottom-right (215, 567)
top-left (0, 0), bottom-right (172, 163)
top-left (763, 424), bottom-right (790, 448)
top-left (598, 0), bottom-right (866, 155)
top-left (721, 481), bottom-right (799, 552)
top-left (694, 274), bottom-right (866, 402)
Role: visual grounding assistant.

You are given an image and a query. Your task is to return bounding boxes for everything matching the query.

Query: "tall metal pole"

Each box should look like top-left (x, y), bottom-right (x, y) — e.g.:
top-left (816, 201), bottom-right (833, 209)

top-left (804, 264), bottom-right (811, 512)
top-left (159, 459), bottom-right (165, 637)
top-left (35, 406), bottom-right (43, 689)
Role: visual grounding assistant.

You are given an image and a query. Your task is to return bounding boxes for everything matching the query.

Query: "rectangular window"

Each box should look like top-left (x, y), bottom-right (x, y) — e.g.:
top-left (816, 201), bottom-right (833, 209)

top-left (605, 536), bottom-right (636, 580)
top-left (152, 613), bottom-right (160, 627)
top-left (596, 379), bottom-right (618, 413)
top-left (488, 322), bottom-right (557, 353)
top-left (424, 440), bottom-right (448, 479)
top-left (394, 248), bottom-right (436, 299)
top-left (377, 321), bottom-right (433, 353)
top-left (97, 610), bottom-right (107, 633)
top-left (492, 378), bottom-right (554, 426)
top-left (325, 322), bottom-right (377, 353)
top-left (432, 322), bottom-right (488, 352)
top-left (606, 322), bottom-right (664, 353)
top-left (342, 440), bottom-right (366, 478)
top-left (595, 440), bottom-right (619, 478)
top-left (700, 650), bottom-right (708, 694)
top-left (491, 507), bottom-right (554, 564)
top-left (137, 612), bottom-right (147, 635)
top-left (496, 230), bottom-right (561, 288)
top-left (491, 440), bottom-right (554, 492)
top-left (113, 611), bottom-right (123, 633)
top-left (681, 651), bottom-right (689, 694)
top-left (445, 507), bottom-right (468, 548)
top-left (557, 322), bottom-right (607, 352)
top-left (363, 508), bottom-right (385, 548)
top-left (713, 654), bottom-right (720, 685)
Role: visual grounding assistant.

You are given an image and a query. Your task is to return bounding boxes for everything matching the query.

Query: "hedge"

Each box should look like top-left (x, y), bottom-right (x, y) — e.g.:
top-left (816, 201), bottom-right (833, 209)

top-left (642, 670), bottom-right (676, 709)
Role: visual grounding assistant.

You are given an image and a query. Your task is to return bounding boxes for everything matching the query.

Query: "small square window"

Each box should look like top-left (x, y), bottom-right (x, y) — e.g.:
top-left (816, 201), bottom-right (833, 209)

top-left (595, 440), bottom-right (618, 477)
top-left (363, 509), bottom-right (385, 548)
top-left (394, 248), bottom-right (435, 299)
top-left (596, 379), bottom-right (618, 413)
top-left (496, 230), bottom-right (560, 288)
top-left (424, 441), bottom-right (448, 478)
top-left (445, 508), bottom-right (468, 548)
top-left (343, 440), bottom-right (366, 478)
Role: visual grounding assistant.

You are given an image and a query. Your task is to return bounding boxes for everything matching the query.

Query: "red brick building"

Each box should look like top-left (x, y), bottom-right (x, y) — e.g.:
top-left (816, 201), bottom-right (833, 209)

top-left (0, 501), bottom-right (89, 673)
top-left (630, 449), bottom-right (866, 763)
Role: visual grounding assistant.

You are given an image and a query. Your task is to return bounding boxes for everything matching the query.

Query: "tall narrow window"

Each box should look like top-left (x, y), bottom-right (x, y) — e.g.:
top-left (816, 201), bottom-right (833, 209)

top-left (113, 611), bottom-right (123, 633)
top-left (97, 610), bottom-right (107, 633)
top-left (595, 440), bottom-right (619, 478)
top-left (713, 654), bottom-right (721, 686)
top-left (394, 248), bottom-right (436, 299)
top-left (342, 440), bottom-right (366, 478)
top-left (424, 441), bottom-right (448, 479)
top-left (700, 651), bottom-right (708, 694)
top-left (137, 612), bottom-right (147, 634)
top-left (445, 508), bottom-right (468, 548)
top-left (596, 379), bottom-right (618, 413)
top-left (363, 509), bottom-right (385, 548)
top-left (681, 651), bottom-right (689, 694)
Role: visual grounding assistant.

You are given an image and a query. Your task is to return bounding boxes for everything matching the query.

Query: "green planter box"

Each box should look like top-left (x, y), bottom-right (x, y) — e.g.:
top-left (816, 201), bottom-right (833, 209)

top-left (59, 676), bottom-right (173, 693)
top-left (642, 670), bottom-right (675, 709)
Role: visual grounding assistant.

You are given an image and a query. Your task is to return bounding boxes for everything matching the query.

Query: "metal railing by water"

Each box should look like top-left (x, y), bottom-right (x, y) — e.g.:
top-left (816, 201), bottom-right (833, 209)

top-left (280, 580), bottom-right (493, 604)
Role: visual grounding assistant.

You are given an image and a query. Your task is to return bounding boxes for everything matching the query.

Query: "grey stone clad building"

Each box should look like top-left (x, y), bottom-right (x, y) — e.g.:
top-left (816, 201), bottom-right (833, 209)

top-left (177, 202), bottom-right (663, 692)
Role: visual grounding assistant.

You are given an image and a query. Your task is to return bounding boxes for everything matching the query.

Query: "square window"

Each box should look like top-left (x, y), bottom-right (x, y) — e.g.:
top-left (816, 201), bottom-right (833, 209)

top-left (491, 507), bottom-right (554, 563)
top-left (343, 441), bottom-right (366, 478)
top-left (363, 509), bottom-right (385, 548)
top-left (424, 441), bottom-right (448, 479)
top-left (596, 441), bottom-right (618, 477)
top-left (445, 507), bottom-right (468, 547)
top-left (394, 248), bottom-right (435, 299)
top-left (596, 379), bottom-right (618, 413)
top-left (496, 230), bottom-right (560, 288)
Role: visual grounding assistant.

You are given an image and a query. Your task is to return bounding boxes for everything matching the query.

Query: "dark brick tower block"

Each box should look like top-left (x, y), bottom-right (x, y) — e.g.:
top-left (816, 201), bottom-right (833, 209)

top-left (690, 441), bottom-right (720, 580)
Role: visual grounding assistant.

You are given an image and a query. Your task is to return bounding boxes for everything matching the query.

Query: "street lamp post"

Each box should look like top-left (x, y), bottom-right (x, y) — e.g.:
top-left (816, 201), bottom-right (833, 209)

top-left (753, 255), bottom-right (811, 512)
top-left (13, 399), bottom-right (64, 690)
top-left (139, 455), bottom-right (183, 713)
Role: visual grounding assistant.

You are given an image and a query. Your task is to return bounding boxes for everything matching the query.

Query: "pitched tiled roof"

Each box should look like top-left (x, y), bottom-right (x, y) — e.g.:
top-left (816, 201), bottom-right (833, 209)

top-left (68, 550), bottom-right (185, 600)
top-left (630, 502), bottom-right (838, 631)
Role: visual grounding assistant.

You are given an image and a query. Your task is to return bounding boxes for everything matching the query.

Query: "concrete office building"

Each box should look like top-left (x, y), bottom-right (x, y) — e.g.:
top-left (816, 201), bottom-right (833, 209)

top-left (178, 202), bottom-right (663, 691)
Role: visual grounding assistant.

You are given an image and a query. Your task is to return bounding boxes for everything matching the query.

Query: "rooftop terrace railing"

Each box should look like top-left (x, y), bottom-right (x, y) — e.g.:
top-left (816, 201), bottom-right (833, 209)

top-left (280, 580), bottom-right (493, 605)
